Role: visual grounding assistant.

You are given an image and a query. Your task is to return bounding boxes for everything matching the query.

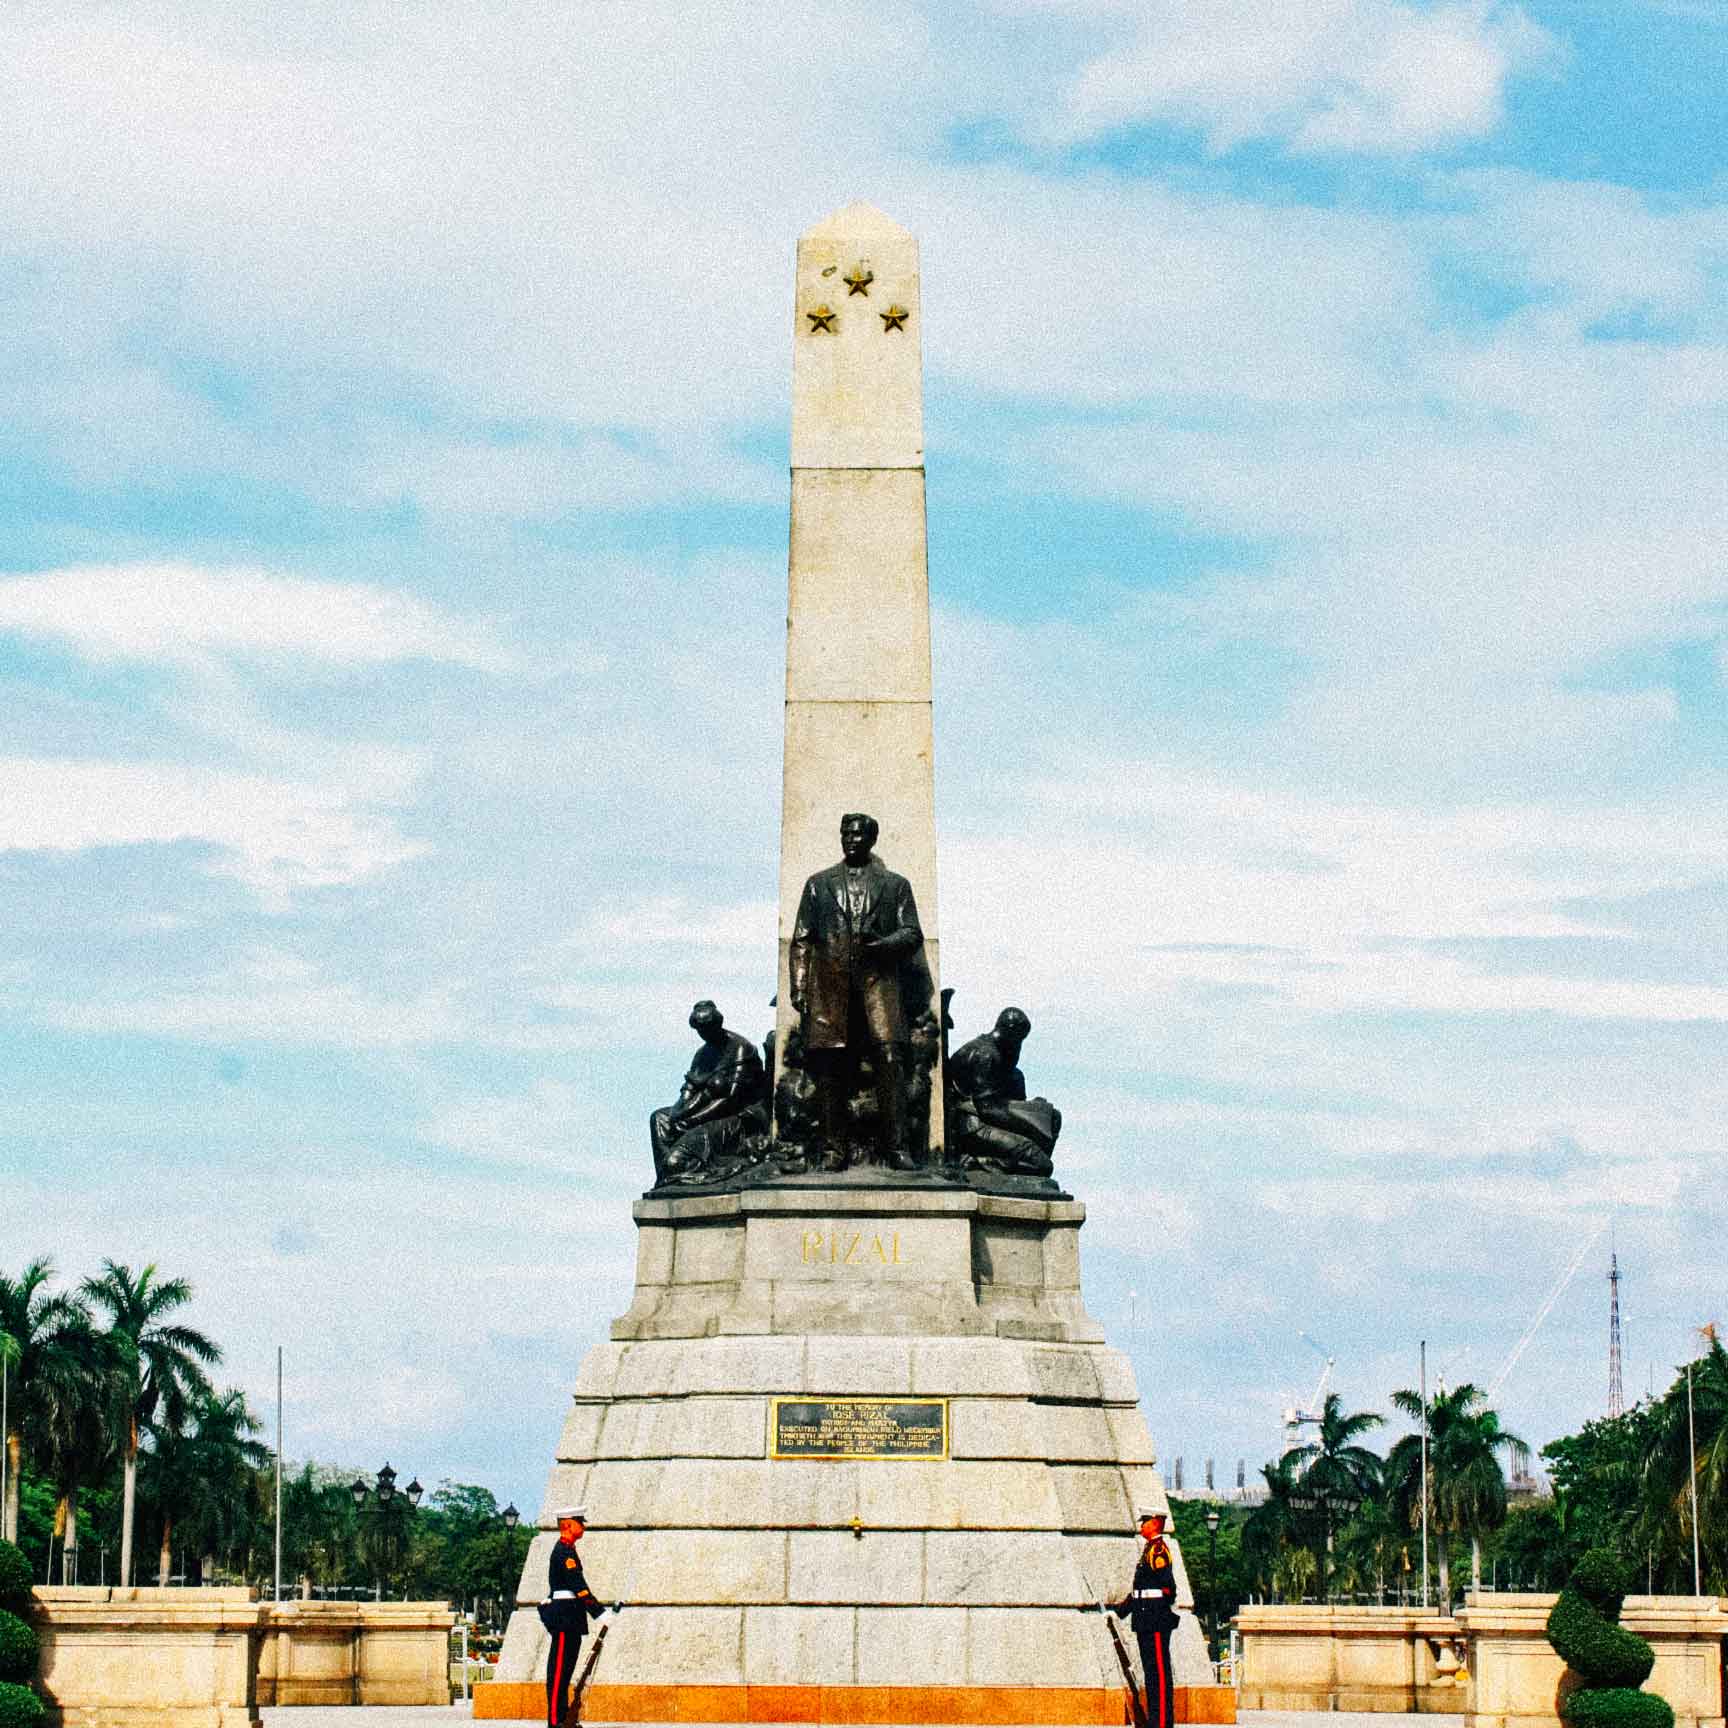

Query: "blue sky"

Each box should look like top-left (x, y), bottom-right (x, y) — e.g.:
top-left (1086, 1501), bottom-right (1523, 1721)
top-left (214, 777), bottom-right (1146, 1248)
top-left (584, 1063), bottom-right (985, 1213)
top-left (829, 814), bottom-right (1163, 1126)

top-left (2, 0), bottom-right (1726, 1515)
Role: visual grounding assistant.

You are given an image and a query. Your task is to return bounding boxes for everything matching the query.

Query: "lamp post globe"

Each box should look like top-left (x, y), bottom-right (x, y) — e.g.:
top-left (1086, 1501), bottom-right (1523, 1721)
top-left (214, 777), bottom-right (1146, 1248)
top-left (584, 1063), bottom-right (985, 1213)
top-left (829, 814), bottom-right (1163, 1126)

top-left (497, 1503), bottom-right (522, 1633)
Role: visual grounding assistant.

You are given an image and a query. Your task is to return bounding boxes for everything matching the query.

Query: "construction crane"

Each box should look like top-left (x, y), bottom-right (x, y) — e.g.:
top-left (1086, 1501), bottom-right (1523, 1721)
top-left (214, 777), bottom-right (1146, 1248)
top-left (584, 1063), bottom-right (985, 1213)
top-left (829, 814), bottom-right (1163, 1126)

top-left (1487, 1216), bottom-right (1611, 1403)
top-left (1280, 1332), bottom-right (1335, 1452)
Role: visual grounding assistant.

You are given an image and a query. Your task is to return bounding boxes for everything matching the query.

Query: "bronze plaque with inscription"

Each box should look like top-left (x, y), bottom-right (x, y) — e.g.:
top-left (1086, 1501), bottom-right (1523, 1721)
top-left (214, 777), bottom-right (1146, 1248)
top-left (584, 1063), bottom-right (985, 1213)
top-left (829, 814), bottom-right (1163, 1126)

top-left (770, 1397), bottom-right (948, 1460)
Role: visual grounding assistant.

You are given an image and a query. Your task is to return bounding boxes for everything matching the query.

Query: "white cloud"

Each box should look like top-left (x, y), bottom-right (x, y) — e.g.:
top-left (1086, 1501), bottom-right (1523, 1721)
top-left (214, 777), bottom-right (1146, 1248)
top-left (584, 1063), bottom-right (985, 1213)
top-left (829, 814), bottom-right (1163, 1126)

top-left (1035, 0), bottom-right (1555, 154)
top-left (0, 756), bottom-right (424, 902)
top-left (0, 563), bottom-right (511, 670)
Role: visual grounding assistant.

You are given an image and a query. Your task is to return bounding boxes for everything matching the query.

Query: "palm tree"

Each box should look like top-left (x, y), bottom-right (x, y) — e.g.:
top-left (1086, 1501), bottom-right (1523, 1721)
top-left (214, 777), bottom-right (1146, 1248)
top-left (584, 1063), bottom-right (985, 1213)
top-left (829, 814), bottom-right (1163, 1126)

top-left (1642, 1333), bottom-right (1728, 1591)
top-left (1241, 1457), bottom-right (1298, 1599)
top-left (0, 1259), bottom-right (96, 1547)
top-left (28, 1310), bottom-right (127, 1584)
top-left (1388, 1381), bottom-right (1524, 1604)
top-left (1281, 1392), bottom-right (1383, 1600)
top-left (82, 1262), bottom-right (219, 1588)
top-left (1333, 1492), bottom-right (1405, 1603)
top-left (143, 1386), bottom-right (269, 1586)
top-left (281, 1464), bottom-right (360, 1595)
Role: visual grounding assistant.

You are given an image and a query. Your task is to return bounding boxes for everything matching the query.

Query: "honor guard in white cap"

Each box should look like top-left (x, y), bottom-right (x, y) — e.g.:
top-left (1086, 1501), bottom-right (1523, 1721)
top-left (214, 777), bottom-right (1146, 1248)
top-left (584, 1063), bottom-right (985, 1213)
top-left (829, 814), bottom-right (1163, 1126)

top-left (538, 1507), bottom-right (610, 1728)
top-left (1113, 1508), bottom-right (1180, 1728)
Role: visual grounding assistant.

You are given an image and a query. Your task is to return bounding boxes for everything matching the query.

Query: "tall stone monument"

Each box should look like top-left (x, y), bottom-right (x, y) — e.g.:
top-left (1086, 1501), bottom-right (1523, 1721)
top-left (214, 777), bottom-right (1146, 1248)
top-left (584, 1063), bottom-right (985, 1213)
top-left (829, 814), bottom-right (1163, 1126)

top-left (482, 205), bottom-right (1222, 1726)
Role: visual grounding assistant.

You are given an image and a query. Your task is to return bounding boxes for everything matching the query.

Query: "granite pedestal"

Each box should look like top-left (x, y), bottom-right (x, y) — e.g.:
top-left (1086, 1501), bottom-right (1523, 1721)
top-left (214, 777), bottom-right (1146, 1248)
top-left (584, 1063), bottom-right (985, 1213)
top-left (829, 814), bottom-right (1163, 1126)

top-left (482, 1188), bottom-right (1223, 1724)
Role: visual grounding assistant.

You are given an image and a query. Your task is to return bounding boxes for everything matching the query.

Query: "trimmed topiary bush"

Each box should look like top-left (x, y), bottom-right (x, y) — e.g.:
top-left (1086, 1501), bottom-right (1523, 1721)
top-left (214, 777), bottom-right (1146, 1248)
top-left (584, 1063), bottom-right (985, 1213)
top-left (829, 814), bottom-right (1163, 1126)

top-left (0, 1540), bottom-right (42, 1728)
top-left (0, 1614), bottom-right (35, 1685)
top-left (1547, 1548), bottom-right (1674, 1728)
top-left (0, 1545), bottom-right (29, 1617)
top-left (0, 1683), bottom-right (44, 1728)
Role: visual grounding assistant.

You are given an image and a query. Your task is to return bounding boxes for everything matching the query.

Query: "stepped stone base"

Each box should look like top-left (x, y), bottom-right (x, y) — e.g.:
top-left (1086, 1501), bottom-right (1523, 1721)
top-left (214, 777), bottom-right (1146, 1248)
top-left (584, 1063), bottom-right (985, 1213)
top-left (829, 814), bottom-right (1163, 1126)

top-left (490, 1186), bottom-right (1221, 1718)
top-left (474, 1679), bottom-right (1237, 1722)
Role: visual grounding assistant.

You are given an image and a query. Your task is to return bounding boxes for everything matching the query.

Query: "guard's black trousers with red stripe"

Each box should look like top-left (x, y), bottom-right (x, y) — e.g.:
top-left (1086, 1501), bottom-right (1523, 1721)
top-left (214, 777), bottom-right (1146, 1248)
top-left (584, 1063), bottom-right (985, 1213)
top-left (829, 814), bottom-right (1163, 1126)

top-left (545, 1626), bottom-right (584, 1726)
top-left (1135, 1621), bottom-right (1176, 1728)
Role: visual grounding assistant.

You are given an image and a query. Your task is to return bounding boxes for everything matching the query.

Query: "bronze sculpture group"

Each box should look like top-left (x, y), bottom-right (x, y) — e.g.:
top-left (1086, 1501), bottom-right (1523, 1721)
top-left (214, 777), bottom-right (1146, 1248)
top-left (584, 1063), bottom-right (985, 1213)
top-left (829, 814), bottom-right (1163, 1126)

top-left (647, 812), bottom-right (1062, 1194)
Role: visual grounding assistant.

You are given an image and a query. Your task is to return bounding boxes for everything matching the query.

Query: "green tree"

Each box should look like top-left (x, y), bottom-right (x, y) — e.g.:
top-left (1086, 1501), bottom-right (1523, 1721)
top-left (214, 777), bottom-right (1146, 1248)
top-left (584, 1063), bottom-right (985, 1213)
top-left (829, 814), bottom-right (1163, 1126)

top-left (356, 1488), bottom-right (417, 1598)
top-left (0, 1261), bottom-right (90, 1547)
top-left (1540, 1404), bottom-right (1658, 1579)
top-left (1641, 1335), bottom-right (1728, 1592)
top-left (414, 1482), bottom-right (503, 1605)
top-left (1388, 1381), bottom-right (1525, 1603)
top-left (1281, 1393), bottom-right (1384, 1601)
top-left (1168, 1498), bottom-right (1248, 1651)
top-left (81, 1262), bottom-right (219, 1589)
top-left (1332, 1490), bottom-right (1408, 1602)
top-left (279, 1464), bottom-right (360, 1595)
top-left (26, 1311), bottom-right (127, 1584)
top-left (1240, 1458), bottom-right (1298, 1600)
top-left (1485, 1499), bottom-right (1571, 1591)
top-left (142, 1387), bottom-right (268, 1586)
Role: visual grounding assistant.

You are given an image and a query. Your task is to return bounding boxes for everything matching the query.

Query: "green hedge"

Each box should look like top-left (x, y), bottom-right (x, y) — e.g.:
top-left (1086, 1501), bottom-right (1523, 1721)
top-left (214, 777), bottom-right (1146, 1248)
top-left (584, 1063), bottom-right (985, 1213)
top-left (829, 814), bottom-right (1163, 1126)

top-left (0, 1546), bottom-right (29, 1617)
top-left (1548, 1585), bottom-right (1655, 1689)
top-left (1548, 1547), bottom-right (1673, 1728)
top-left (0, 1543), bottom-right (41, 1728)
top-left (1565, 1689), bottom-right (1678, 1728)
top-left (0, 1615), bottom-right (34, 1686)
top-left (0, 1683), bottom-right (42, 1728)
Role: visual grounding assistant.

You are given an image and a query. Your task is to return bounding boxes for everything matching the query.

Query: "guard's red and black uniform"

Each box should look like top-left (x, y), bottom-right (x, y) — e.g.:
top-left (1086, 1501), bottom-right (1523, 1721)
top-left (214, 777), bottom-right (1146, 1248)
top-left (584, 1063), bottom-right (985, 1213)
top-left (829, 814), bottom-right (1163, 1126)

top-left (1116, 1532), bottom-right (1180, 1728)
top-left (542, 1540), bottom-right (603, 1727)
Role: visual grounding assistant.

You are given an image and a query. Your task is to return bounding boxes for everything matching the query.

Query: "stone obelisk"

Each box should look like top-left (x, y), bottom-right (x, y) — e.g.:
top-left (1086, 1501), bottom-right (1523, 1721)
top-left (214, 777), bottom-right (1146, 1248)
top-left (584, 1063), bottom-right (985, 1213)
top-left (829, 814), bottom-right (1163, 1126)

top-left (777, 201), bottom-right (941, 1146)
top-left (482, 206), bottom-right (1223, 1728)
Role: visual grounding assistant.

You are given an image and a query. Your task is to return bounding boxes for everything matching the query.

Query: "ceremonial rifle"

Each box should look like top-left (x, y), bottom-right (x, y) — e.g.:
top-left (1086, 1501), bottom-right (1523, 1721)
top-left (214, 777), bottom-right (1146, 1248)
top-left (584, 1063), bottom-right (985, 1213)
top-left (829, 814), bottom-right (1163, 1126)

top-left (564, 1621), bottom-right (610, 1726)
top-left (565, 1543), bottom-right (640, 1726)
top-left (1106, 1611), bottom-right (1150, 1728)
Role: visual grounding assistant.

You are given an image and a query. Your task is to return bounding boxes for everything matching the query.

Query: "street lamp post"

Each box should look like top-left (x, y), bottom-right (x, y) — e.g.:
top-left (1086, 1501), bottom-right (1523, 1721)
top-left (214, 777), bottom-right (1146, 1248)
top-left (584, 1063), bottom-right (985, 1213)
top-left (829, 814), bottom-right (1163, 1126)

top-left (1205, 1509), bottom-right (1221, 1666)
top-left (1288, 1484), bottom-right (1359, 1605)
top-left (349, 1463), bottom-right (423, 1599)
top-left (498, 1503), bottom-right (520, 1633)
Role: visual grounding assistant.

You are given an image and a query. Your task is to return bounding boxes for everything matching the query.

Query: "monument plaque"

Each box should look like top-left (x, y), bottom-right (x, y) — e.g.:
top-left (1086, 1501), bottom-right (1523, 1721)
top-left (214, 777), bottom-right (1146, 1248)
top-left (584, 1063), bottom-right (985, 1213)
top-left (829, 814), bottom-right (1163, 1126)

top-left (770, 1396), bottom-right (947, 1460)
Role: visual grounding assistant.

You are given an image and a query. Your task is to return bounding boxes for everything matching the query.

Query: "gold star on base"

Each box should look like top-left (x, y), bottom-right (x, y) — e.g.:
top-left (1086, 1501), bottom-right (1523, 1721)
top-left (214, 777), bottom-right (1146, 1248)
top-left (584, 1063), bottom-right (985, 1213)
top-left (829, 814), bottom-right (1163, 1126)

top-left (880, 305), bottom-right (909, 332)
top-left (806, 305), bottom-right (837, 333)
top-left (843, 265), bottom-right (874, 297)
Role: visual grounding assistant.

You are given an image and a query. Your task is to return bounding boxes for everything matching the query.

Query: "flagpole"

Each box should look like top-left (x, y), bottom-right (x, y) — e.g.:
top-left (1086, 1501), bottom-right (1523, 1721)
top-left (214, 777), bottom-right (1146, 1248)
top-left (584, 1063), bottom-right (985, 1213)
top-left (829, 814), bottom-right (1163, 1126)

top-left (1420, 1340), bottom-right (1430, 1610)
top-left (274, 1346), bottom-right (283, 1604)
top-left (1686, 1361), bottom-right (1701, 1595)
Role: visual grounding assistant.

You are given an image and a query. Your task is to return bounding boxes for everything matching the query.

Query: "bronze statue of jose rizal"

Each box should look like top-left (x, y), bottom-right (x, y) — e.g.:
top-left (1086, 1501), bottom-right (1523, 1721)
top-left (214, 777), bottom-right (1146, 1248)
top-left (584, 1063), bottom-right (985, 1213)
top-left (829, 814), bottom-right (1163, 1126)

top-left (788, 812), bottom-right (929, 1169)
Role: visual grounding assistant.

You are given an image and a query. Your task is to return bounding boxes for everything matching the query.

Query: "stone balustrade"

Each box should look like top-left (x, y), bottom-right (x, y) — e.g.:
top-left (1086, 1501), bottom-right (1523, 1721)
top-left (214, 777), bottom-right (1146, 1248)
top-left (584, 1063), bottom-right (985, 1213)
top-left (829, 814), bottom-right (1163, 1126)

top-left (1235, 1593), bottom-right (1728, 1727)
top-left (257, 1599), bottom-right (458, 1705)
top-left (34, 1587), bottom-right (263, 1728)
top-left (1458, 1591), bottom-right (1726, 1728)
top-left (1234, 1603), bottom-right (1470, 1712)
top-left (28, 1586), bottom-right (455, 1725)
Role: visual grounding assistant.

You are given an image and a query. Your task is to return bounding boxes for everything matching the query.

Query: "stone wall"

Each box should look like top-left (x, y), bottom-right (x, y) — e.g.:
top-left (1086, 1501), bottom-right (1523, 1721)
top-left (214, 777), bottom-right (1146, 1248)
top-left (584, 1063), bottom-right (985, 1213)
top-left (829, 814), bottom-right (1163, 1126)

top-left (1234, 1604), bottom-right (1469, 1713)
top-left (33, 1587), bottom-right (263, 1728)
top-left (1459, 1591), bottom-right (1726, 1728)
top-left (30, 1587), bottom-right (455, 1724)
top-left (1236, 1592), bottom-right (1728, 1726)
top-left (257, 1599), bottom-right (457, 1705)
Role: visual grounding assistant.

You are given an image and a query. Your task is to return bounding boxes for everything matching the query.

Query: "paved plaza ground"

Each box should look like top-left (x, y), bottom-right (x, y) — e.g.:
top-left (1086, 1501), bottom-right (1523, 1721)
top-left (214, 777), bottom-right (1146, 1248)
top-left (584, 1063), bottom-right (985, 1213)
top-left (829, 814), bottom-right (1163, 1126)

top-left (262, 1710), bottom-right (1465, 1728)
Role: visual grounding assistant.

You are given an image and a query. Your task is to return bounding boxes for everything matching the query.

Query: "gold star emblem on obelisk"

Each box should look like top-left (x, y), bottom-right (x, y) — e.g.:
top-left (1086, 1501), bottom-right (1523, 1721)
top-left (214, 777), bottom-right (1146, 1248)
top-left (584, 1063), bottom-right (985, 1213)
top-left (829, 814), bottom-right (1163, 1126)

top-left (879, 305), bottom-right (909, 332)
top-left (806, 305), bottom-right (837, 333)
top-left (843, 265), bottom-right (874, 296)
